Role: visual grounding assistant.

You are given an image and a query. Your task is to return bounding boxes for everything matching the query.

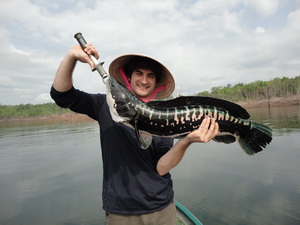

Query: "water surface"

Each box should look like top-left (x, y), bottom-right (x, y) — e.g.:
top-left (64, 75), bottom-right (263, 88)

top-left (0, 105), bottom-right (299, 225)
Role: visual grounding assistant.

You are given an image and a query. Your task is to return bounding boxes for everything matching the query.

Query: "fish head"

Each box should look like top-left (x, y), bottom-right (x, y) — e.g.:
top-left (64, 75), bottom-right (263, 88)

top-left (106, 77), bottom-right (138, 122)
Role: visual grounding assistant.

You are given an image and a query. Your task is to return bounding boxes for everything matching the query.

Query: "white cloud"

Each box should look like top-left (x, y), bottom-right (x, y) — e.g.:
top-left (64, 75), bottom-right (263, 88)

top-left (0, 0), bottom-right (299, 104)
top-left (243, 0), bottom-right (279, 16)
top-left (255, 26), bottom-right (266, 34)
top-left (222, 10), bottom-right (244, 33)
top-left (287, 9), bottom-right (300, 30)
top-left (35, 93), bottom-right (53, 103)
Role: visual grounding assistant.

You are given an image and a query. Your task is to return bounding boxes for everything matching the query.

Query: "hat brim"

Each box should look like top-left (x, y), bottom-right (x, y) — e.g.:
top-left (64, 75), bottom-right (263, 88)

top-left (108, 54), bottom-right (175, 99)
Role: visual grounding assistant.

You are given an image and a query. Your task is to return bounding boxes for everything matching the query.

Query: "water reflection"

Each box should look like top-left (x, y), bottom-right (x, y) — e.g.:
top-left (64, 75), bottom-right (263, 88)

top-left (173, 130), bottom-right (300, 225)
top-left (173, 105), bottom-right (300, 225)
top-left (0, 121), bottom-right (103, 225)
top-left (247, 105), bottom-right (300, 130)
top-left (0, 105), bottom-right (299, 225)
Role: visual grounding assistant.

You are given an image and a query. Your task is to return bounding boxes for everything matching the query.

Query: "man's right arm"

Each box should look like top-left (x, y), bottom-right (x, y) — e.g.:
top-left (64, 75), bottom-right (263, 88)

top-left (51, 44), bottom-right (103, 120)
top-left (53, 45), bottom-right (99, 92)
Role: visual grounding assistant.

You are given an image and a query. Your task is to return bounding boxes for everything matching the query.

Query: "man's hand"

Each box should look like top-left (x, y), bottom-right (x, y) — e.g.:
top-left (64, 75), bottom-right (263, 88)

top-left (68, 44), bottom-right (100, 69)
top-left (185, 117), bottom-right (219, 143)
top-left (53, 44), bottom-right (100, 92)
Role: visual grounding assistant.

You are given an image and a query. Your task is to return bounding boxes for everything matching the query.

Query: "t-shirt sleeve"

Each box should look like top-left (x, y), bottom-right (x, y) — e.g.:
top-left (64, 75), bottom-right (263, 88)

top-left (152, 137), bottom-right (174, 162)
top-left (50, 85), bottom-right (105, 120)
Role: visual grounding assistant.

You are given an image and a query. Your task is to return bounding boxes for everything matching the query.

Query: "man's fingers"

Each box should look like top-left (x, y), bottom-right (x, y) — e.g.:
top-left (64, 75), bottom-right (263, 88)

top-left (213, 121), bottom-right (219, 136)
top-left (201, 117), bottom-right (219, 141)
top-left (200, 117), bottom-right (210, 130)
top-left (84, 44), bottom-right (100, 59)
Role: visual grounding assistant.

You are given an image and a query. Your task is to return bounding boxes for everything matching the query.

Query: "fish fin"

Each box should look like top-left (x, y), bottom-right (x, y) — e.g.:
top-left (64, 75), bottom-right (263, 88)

top-left (239, 121), bottom-right (272, 155)
top-left (134, 119), bottom-right (153, 149)
top-left (213, 135), bottom-right (236, 144)
top-left (138, 131), bottom-right (153, 149)
top-left (148, 96), bottom-right (250, 119)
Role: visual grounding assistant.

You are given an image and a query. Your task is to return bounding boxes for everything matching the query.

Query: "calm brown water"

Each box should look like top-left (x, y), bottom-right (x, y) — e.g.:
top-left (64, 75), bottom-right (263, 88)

top-left (0, 105), bottom-right (299, 225)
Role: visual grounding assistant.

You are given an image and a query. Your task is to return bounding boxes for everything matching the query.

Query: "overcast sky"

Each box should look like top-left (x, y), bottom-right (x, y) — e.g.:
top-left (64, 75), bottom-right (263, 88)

top-left (0, 0), bottom-right (299, 105)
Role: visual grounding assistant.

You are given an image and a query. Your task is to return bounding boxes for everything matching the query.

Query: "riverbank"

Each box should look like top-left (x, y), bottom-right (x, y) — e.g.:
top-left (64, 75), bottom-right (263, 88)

top-left (1, 95), bottom-right (299, 124)
top-left (0, 112), bottom-right (94, 125)
top-left (236, 95), bottom-right (299, 108)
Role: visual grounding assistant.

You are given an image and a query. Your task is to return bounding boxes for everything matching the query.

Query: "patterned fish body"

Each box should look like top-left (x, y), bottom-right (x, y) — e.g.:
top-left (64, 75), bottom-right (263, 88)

top-left (106, 77), bottom-right (272, 155)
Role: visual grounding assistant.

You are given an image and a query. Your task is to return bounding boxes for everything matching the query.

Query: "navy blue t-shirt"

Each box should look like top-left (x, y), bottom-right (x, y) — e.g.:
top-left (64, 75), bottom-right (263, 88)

top-left (50, 86), bottom-right (174, 215)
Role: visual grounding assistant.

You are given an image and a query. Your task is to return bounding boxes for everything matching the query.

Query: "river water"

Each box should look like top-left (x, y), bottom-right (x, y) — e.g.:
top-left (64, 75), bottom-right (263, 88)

top-left (0, 105), bottom-right (299, 225)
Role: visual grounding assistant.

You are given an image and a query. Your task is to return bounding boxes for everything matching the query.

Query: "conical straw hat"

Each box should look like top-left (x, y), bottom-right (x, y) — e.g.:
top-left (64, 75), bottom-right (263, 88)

top-left (108, 54), bottom-right (175, 99)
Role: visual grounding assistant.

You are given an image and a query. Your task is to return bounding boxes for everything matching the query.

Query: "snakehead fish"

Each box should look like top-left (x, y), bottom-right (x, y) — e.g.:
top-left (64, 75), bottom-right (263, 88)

top-left (105, 77), bottom-right (272, 155)
top-left (73, 33), bottom-right (272, 155)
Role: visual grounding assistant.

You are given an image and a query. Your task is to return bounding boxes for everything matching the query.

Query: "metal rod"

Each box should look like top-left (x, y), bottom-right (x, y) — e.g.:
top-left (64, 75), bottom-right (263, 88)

top-left (74, 32), bottom-right (109, 82)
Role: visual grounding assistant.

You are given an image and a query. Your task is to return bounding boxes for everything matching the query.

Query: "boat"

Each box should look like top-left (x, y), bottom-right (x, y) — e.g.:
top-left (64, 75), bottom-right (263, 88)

top-left (176, 201), bottom-right (203, 225)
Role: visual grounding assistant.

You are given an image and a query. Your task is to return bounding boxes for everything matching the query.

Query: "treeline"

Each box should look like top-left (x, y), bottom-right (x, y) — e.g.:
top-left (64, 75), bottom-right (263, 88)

top-left (1, 76), bottom-right (299, 119)
top-left (0, 103), bottom-right (70, 119)
top-left (197, 76), bottom-right (300, 102)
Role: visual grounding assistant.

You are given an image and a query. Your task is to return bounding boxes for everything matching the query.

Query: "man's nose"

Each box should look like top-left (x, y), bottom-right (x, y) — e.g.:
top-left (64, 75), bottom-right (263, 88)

top-left (140, 75), bottom-right (148, 83)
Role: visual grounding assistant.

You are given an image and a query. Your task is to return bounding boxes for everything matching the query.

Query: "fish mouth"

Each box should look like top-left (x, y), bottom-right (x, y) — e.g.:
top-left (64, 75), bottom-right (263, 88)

top-left (114, 101), bottom-right (127, 108)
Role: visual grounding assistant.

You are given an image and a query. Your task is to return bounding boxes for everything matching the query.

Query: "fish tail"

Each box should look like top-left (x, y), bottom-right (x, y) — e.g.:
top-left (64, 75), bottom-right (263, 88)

top-left (239, 121), bottom-right (272, 155)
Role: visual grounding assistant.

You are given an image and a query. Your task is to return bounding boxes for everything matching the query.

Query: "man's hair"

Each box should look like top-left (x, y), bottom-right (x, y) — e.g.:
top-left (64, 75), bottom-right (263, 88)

top-left (123, 56), bottom-right (163, 83)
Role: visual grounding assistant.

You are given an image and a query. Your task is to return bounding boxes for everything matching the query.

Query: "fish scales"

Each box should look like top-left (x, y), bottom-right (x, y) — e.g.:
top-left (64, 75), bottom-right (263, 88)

top-left (128, 95), bottom-right (248, 137)
top-left (134, 104), bottom-right (240, 137)
top-left (106, 77), bottom-right (272, 155)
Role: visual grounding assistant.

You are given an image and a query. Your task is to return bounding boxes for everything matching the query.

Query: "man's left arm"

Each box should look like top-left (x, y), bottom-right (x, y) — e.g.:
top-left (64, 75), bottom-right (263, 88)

top-left (156, 117), bottom-right (219, 176)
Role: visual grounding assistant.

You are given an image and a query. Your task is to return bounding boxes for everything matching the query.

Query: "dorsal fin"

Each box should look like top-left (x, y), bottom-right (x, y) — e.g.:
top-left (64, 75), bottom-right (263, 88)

top-left (147, 96), bottom-right (250, 119)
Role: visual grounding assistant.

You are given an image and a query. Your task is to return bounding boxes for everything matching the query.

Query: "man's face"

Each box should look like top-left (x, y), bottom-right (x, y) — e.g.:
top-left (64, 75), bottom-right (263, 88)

top-left (129, 68), bottom-right (157, 99)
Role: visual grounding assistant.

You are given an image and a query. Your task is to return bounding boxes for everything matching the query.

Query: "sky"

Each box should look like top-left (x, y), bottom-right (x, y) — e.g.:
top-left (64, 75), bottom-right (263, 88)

top-left (0, 0), bottom-right (299, 105)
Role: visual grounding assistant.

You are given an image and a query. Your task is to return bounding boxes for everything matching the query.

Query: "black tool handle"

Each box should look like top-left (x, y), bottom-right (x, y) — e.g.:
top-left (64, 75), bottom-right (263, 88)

top-left (73, 32), bottom-right (109, 80)
top-left (74, 32), bottom-right (88, 49)
top-left (74, 32), bottom-right (98, 65)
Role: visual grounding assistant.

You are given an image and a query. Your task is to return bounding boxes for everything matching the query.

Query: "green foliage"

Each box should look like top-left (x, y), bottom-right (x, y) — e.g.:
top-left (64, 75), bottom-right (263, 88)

top-left (197, 76), bottom-right (300, 101)
top-left (0, 76), bottom-right (299, 119)
top-left (0, 103), bottom-right (70, 119)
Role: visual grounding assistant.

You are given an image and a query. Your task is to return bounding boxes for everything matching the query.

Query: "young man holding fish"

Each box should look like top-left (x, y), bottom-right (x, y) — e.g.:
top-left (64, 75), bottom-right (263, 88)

top-left (51, 44), bottom-right (219, 225)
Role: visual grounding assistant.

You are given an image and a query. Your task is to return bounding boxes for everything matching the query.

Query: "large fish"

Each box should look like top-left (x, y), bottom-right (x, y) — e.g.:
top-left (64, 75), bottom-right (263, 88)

top-left (73, 33), bottom-right (272, 156)
top-left (106, 77), bottom-right (272, 155)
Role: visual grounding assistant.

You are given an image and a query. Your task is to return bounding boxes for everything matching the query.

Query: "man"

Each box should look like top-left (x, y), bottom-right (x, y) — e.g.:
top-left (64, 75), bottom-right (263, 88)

top-left (51, 44), bottom-right (219, 225)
